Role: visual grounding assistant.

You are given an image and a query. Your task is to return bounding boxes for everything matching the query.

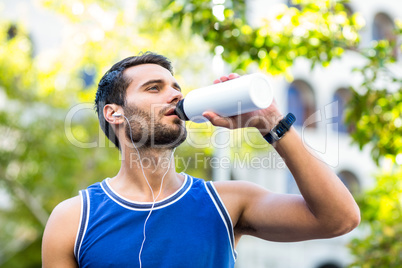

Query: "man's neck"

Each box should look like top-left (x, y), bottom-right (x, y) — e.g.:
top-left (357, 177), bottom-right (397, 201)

top-left (110, 146), bottom-right (182, 202)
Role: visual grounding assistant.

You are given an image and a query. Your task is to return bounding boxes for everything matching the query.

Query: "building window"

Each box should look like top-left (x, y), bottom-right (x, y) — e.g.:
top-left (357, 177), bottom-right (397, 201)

top-left (286, 0), bottom-right (301, 9)
top-left (332, 88), bottom-right (352, 133)
top-left (373, 12), bottom-right (395, 41)
top-left (338, 170), bottom-right (360, 196)
top-left (287, 80), bottom-right (317, 128)
top-left (373, 12), bottom-right (398, 58)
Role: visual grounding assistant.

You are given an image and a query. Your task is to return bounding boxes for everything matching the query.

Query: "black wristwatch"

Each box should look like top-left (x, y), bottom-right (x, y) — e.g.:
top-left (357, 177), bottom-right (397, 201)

top-left (263, 113), bottom-right (296, 144)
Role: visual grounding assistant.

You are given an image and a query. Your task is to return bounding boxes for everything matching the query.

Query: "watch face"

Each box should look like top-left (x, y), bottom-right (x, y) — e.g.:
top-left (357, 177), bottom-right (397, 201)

top-left (276, 125), bottom-right (286, 138)
top-left (271, 130), bottom-right (279, 141)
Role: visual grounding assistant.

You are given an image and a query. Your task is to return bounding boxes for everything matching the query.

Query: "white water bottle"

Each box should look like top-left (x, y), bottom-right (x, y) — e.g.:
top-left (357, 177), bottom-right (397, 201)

top-left (174, 73), bottom-right (274, 123)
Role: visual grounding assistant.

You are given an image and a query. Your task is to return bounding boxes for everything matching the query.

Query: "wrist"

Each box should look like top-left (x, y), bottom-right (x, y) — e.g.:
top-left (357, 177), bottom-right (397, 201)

top-left (262, 113), bottom-right (296, 144)
top-left (256, 113), bottom-right (284, 136)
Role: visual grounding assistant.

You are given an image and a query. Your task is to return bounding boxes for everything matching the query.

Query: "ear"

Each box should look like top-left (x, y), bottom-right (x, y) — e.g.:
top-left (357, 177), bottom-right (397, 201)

top-left (104, 104), bottom-right (124, 125)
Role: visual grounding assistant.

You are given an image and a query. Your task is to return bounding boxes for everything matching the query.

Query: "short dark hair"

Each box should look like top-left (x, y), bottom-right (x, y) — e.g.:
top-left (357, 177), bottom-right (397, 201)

top-left (94, 51), bottom-right (173, 150)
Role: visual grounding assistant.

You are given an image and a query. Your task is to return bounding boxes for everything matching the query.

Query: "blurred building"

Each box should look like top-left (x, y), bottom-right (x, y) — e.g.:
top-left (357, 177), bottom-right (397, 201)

top-left (232, 0), bottom-right (401, 267)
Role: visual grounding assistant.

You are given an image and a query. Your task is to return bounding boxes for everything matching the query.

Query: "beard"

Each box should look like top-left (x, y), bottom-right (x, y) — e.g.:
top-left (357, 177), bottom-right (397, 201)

top-left (122, 104), bottom-right (187, 150)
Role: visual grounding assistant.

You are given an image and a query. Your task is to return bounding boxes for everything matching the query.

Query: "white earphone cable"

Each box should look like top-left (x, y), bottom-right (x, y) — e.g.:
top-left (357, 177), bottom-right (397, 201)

top-left (123, 115), bottom-right (175, 268)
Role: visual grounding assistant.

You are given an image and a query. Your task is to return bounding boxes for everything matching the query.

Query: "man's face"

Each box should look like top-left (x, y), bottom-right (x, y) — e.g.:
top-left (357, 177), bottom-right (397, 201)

top-left (121, 64), bottom-right (187, 149)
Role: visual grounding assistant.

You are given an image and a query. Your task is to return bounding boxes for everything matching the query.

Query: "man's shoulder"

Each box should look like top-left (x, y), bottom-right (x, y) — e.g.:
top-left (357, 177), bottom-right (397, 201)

top-left (52, 195), bottom-right (81, 216)
top-left (42, 195), bottom-right (82, 267)
top-left (44, 195), bottom-right (82, 244)
top-left (46, 195), bottom-right (82, 235)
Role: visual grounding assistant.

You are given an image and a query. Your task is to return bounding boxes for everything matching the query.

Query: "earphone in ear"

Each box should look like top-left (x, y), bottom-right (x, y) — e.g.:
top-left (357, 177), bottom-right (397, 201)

top-left (112, 113), bottom-right (122, 117)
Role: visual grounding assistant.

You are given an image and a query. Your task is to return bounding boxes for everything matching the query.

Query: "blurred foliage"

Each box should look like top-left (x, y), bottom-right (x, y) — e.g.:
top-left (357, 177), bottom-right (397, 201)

top-left (0, 19), bottom-right (121, 266)
top-left (0, 0), bottom-right (215, 266)
top-left (157, 0), bottom-right (402, 266)
top-left (348, 165), bottom-right (402, 267)
top-left (161, 0), bottom-right (364, 76)
top-left (345, 35), bottom-right (402, 166)
top-left (344, 17), bottom-right (402, 267)
top-left (347, 87), bottom-right (402, 165)
top-left (1, 0), bottom-right (402, 267)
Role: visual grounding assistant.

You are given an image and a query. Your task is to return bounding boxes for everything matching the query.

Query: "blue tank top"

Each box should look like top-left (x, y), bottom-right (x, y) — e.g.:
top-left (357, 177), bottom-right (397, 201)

top-left (74, 174), bottom-right (237, 267)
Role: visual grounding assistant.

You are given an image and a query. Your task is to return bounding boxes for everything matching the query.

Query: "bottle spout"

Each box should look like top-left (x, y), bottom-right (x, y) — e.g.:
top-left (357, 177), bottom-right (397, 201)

top-left (174, 99), bottom-right (189, 121)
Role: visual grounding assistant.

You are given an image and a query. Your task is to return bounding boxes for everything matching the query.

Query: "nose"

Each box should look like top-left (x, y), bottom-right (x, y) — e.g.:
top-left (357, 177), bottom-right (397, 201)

top-left (167, 87), bottom-right (183, 104)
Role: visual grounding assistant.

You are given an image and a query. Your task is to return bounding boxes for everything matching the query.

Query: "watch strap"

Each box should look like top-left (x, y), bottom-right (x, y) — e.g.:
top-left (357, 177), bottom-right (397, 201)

top-left (264, 113), bottom-right (296, 144)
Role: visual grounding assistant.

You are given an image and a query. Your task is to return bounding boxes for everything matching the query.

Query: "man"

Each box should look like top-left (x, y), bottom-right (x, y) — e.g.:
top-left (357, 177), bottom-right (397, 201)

top-left (42, 52), bottom-right (360, 267)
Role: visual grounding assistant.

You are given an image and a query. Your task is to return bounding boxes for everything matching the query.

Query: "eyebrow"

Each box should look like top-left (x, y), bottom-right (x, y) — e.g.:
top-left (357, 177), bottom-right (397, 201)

top-left (140, 79), bottom-right (181, 92)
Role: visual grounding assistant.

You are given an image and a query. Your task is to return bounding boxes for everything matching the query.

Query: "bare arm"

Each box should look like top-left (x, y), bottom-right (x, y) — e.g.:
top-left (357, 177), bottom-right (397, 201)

top-left (42, 196), bottom-right (81, 268)
top-left (270, 127), bottom-right (360, 239)
top-left (214, 128), bottom-right (360, 242)
top-left (204, 74), bottom-right (360, 242)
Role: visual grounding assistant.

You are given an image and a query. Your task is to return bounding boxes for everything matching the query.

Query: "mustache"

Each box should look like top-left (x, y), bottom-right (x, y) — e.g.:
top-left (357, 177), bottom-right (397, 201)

top-left (158, 104), bottom-right (178, 116)
top-left (123, 103), bottom-right (178, 119)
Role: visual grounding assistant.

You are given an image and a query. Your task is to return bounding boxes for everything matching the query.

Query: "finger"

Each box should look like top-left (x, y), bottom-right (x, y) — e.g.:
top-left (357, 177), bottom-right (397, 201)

top-left (219, 76), bottom-right (229, 82)
top-left (213, 76), bottom-right (228, 84)
top-left (202, 112), bottom-right (233, 129)
top-left (214, 74), bottom-right (239, 84)
top-left (228, 73), bottom-right (240, 80)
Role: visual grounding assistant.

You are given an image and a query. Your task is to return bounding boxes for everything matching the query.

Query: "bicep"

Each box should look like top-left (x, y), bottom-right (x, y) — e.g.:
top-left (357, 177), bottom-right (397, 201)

top-left (234, 182), bottom-right (327, 242)
top-left (42, 197), bottom-right (81, 268)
